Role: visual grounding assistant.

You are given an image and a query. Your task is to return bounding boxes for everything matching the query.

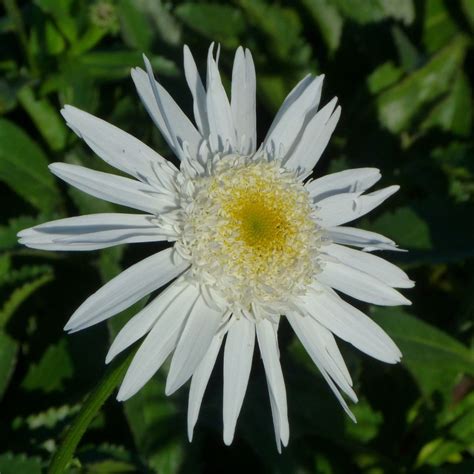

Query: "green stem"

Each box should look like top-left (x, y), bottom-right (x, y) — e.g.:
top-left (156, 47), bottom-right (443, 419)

top-left (48, 349), bottom-right (135, 474)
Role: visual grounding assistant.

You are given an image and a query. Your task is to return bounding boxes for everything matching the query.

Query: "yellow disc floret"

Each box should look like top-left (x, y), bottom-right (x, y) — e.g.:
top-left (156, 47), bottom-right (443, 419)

top-left (180, 155), bottom-right (322, 312)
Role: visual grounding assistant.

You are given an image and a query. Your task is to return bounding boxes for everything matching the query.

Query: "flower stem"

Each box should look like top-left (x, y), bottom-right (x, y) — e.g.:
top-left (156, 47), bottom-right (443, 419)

top-left (47, 349), bottom-right (135, 474)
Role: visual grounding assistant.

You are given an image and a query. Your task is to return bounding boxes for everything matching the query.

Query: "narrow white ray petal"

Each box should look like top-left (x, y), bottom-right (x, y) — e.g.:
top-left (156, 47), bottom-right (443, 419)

top-left (286, 312), bottom-right (357, 403)
top-left (231, 47), bottom-right (257, 155)
top-left (188, 328), bottom-right (227, 442)
top-left (61, 105), bottom-right (177, 189)
top-left (316, 185), bottom-right (399, 228)
top-left (206, 44), bottom-right (236, 152)
top-left (298, 282), bottom-right (402, 363)
top-left (317, 260), bottom-right (411, 306)
top-left (306, 168), bottom-right (381, 202)
top-left (318, 328), bottom-right (352, 387)
top-left (64, 248), bottom-right (189, 332)
top-left (322, 244), bottom-right (414, 288)
top-left (264, 74), bottom-right (324, 159)
top-left (327, 226), bottom-right (404, 252)
top-left (117, 284), bottom-right (199, 401)
top-left (256, 318), bottom-right (289, 451)
top-left (223, 315), bottom-right (255, 445)
top-left (50, 163), bottom-right (176, 215)
top-left (106, 279), bottom-right (187, 364)
top-left (183, 45), bottom-right (209, 135)
top-left (165, 293), bottom-right (224, 395)
top-left (284, 98), bottom-right (339, 172)
top-left (131, 63), bottom-right (202, 160)
top-left (18, 213), bottom-right (176, 251)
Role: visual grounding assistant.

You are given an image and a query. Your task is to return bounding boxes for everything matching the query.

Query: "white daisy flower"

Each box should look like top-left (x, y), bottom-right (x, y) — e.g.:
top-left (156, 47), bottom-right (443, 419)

top-left (18, 44), bottom-right (413, 451)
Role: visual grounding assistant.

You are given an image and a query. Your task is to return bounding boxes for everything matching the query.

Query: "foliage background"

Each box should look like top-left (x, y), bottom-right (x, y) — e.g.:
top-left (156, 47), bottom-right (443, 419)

top-left (0, 0), bottom-right (473, 472)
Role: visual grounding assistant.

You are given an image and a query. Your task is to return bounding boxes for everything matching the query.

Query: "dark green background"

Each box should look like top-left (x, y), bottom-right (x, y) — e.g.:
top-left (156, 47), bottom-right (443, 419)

top-left (0, 0), bottom-right (473, 472)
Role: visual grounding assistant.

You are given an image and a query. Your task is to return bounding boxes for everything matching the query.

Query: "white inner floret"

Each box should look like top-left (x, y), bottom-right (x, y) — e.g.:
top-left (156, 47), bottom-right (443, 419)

top-left (177, 155), bottom-right (323, 313)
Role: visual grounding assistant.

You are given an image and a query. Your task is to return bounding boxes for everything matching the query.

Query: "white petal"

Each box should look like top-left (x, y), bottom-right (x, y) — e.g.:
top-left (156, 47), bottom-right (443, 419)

top-left (106, 279), bottom-right (187, 364)
top-left (256, 318), bottom-right (289, 452)
top-left (264, 75), bottom-right (324, 160)
top-left (327, 226), bottom-right (404, 252)
top-left (284, 98), bottom-right (339, 172)
top-left (165, 293), bottom-right (224, 395)
top-left (298, 282), bottom-right (402, 363)
top-left (187, 329), bottom-right (226, 442)
top-left (60, 105), bottom-right (177, 190)
top-left (306, 168), bottom-right (381, 202)
top-left (316, 185), bottom-right (399, 228)
top-left (231, 47), bottom-right (257, 155)
top-left (50, 163), bottom-right (176, 215)
top-left (132, 61), bottom-right (202, 160)
top-left (117, 284), bottom-right (199, 401)
top-left (322, 244), bottom-right (414, 288)
top-left (317, 260), bottom-right (411, 306)
top-left (287, 312), bottom-right (357, 412)
top-left (223, 315), bottom-right (255, 445)
top-left (18, 213), bottom-right (176, 251)
top-left (206, 44), bottom-right (236, 152)
top-left (183, 45), bottom-right (209, 135)
top-left (64, 248), bottom-right (189, 332)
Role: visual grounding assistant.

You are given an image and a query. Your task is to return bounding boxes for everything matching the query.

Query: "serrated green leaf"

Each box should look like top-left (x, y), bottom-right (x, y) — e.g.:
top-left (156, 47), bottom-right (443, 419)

top-left (22, 338), bottom-right (73, 393)
top-left (0, 330), bottom-right (18, 400)
top-left (176, 3), bottom-right (245, 48)
top-left (371, 308), bottom-right (473, 397)
top-left (0, 119), bottom-right (61, 212)
top-left (376, 35), bottom-right (468, 133)
top-left (0, 452), bottom-right (42, 474)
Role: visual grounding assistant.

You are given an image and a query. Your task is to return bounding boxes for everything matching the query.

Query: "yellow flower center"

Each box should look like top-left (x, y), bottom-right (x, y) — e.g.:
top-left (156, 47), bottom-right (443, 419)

top-left (182, 156), bottom-right (322, 311)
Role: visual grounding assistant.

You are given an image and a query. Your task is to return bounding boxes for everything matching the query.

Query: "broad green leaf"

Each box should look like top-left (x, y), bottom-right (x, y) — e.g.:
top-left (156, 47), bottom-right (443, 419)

top-left (118, 0), bottom-right (155, 51)
top-left (176, 3), bottom-right (245, 48)
top-left (367, 62), bottom-right (403, 94)
top-left (0, 78), bottom-right (17, 114)
top-left (392, 26), bottom-right (420, 72)
top-left (371, 308), bottom-right (473, 397)
top-left (301, 0), bottom-right (343, 53)
top-left (376, 35), bottom-right (468, 134)
top-left (18, 87), bottom-right (68, 151)
top-left (22, 338), bottom-right (73, 393)
top-left (421, 71), bottom-right (472, 137)
top-left (0, 119), bottom-right (61, 212)
top-left (0, 453), bottom-right (42, 474)
top-left (461, 0), bottom-right (474, 29)
top-left (423, 0), bottom-right (459, 53)
top-left (332, 0), bottom-right (415, 25)
top-left (34, 0), bottom-right (77, 42)
top-left (0, 331), bottom-right (18, 400)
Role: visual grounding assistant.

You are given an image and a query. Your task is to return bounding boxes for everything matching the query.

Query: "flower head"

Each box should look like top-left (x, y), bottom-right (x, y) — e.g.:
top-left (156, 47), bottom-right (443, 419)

top-left (19, 43), bottom-right (413, 450)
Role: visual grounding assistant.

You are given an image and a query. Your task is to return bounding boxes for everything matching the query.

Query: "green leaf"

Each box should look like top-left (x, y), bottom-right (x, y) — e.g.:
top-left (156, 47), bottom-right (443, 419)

top-left (367, 62), bottom-right (403, 94)
top-left (0, 330), bottom-right (18, 400)
top-left (375, 35), bottom-right (468, 133)
top-left (423, 0), bottom-right (459, 53)
top-left (392, 26), bottom-right (420, 72)
top-left (118, 0), bottom-right (155, 51)
top-left (301, 0), bottom-right (343, 54)
top-left (0, 119), bottom-right (61, 212)
top-left (0, 453), bottom-right (42, 474)
top-left (34, 0), bottom-right (77, 42)
top-left (22, 338), bottom-right (74, 393)
top-left (176, 3), bottom-right (245, 48)
top-left (17, 86), bottom-right (68, 151)
top-left (0, 78), bottom-right (17, 114)
top-left (371, 308), bottom-right (473, 397)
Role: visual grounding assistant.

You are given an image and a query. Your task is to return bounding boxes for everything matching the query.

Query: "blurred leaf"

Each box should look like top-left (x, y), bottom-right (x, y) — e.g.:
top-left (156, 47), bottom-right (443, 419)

top-left (0, 119), bottom-right (61, 212)
top-left (461, 0), bottom-right (474, 29)
top-left (29, 15), bottom-right (66, 58)
top-left (421, 71), bottom-right (472, 137)
top-left (301, 0), bottom-right (343, 53)
top-left (34, 0), bottom-right (77, 42)
top-left (371, 308), bottom-right (473, 396)
top-left (18, 86), bottom-right (68, 151)
top-left (176, 3), bottom-right (245, 49)
top-left (0, 331), bottom-right (18, 400)
top-left (423, 0), bottom-right (459, 53)
top-left (0, 79), bottom-right (17, 114)
top-left (345, 400), bottom-right (383, 443)
top-left (376, 35), bottom-right (468, 134)
top-left (0, 452), bottom-right (42, 474)
top-left (367, 62), bottom-right (403, 94)
top-left (118, 0), bottom-right (155, 51)
top-left (332, 0), bottom-right (415, 25)
top-left (392, 26), bottom-right (420, 72)
top-left (144, 0), bottom-right (182, 46)
top-left (0, 272), bottom-right (53, 328)
top-left (22, 338), bottom-right (73, 393)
